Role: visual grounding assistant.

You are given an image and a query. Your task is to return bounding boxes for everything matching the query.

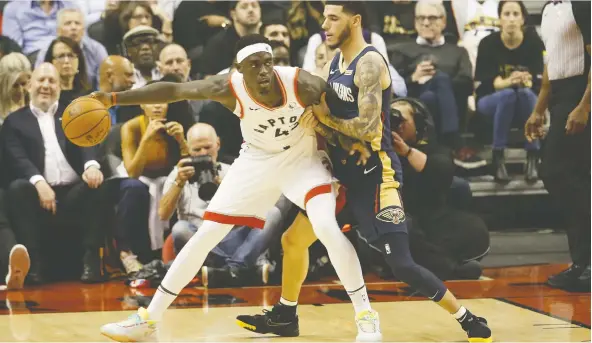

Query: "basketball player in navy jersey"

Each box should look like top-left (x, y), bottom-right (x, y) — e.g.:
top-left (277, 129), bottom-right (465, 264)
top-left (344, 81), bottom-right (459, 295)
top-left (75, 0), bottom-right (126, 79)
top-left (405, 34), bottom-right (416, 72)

top-left (236, 2), bottom-right (492, 342)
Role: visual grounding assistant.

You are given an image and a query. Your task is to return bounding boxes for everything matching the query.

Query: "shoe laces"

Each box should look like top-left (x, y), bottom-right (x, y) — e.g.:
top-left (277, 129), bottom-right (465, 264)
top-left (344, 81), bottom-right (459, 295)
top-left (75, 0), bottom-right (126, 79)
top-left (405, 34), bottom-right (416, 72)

top-left (356, 310), bottom-right (380, 333)
top-left (119, 308), bottom-right (154, 327)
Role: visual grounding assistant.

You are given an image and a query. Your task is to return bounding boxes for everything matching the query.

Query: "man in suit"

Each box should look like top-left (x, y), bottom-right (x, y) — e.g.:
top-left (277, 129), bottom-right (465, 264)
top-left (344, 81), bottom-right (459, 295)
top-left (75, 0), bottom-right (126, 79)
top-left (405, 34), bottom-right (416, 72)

top-left (0, 124), bottom-right (30, 290)
top-left (2, 63), bottom-right (105, 284)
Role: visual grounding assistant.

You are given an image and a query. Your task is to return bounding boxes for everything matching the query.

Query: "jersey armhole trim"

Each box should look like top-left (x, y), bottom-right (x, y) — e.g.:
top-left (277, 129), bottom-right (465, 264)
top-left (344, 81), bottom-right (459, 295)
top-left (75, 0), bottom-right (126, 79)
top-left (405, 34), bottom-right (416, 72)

top-left (228, 72), bottom-right (244, 119)
top-left (294, 68), bottom-right (306, 108)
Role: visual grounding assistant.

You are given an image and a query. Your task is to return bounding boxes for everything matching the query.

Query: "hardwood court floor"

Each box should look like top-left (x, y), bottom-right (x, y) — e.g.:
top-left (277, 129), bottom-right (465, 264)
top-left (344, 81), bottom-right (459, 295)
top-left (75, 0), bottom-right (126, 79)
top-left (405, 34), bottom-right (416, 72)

top-left (0, 264), bottom-right (589, 342)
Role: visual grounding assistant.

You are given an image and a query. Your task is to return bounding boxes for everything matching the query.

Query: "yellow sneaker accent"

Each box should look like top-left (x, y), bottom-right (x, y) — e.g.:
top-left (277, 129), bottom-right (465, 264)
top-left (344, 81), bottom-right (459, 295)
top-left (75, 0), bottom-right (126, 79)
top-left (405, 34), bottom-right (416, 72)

top-left (236, 319), bottom-right (256, 331)
top-left (355, 309), bottom-right (382, 342)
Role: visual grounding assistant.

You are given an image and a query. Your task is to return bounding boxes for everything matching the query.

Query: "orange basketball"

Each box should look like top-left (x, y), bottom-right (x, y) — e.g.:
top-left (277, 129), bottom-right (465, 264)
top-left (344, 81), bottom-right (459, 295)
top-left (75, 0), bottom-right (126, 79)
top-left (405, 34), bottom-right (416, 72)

top-left (62, 97), bottom-right (111, 147)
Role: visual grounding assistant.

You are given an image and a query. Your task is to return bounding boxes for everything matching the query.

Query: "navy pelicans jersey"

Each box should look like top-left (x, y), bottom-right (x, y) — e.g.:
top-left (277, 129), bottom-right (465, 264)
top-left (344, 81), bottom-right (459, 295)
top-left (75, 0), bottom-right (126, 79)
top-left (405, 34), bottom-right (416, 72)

top-left (325, 46), bottom-right (403, 189)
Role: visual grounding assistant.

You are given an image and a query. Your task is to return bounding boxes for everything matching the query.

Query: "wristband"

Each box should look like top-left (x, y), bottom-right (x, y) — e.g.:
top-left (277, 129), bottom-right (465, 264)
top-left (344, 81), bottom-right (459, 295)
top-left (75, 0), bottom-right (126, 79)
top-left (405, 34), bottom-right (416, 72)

top-left (406, 147), bottom-right (413, 158)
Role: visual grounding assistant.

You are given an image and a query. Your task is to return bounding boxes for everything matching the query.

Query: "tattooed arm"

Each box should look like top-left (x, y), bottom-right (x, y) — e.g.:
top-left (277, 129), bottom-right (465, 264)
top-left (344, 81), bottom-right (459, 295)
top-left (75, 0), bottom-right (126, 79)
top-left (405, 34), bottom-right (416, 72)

top-left (299, 109), bottom-right (371, 163)
top-left (297, 68), bottom-right (371, 152)
top-left (313, 121), bottom-right (362, 151)
top-left (313, 51), bottom-right (389, 145)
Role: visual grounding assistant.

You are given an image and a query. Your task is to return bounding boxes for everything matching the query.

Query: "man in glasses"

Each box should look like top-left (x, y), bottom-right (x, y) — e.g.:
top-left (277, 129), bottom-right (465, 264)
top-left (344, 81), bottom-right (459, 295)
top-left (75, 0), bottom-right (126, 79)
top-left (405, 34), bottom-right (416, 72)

top-left (390, 1), bottom-right (482, 170)
top-left (122, 25), bottom-right (162, 89)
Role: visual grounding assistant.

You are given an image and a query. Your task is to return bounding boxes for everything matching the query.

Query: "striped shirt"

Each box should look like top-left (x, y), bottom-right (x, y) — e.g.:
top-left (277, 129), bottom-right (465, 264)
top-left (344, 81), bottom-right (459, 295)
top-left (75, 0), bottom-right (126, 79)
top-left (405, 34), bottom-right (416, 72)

top-left (541, 1), bottom-right (591, 81)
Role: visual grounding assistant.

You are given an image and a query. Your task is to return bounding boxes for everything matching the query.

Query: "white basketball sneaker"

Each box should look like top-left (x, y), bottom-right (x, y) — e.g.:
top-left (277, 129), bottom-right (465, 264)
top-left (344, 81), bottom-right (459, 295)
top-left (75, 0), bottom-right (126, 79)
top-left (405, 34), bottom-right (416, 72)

top-left (5, 244), bottom-right (30, 290)
top-left (100, 307), bottom-right (157, 342)
top-left (355, 309), bottom-right (382, 342)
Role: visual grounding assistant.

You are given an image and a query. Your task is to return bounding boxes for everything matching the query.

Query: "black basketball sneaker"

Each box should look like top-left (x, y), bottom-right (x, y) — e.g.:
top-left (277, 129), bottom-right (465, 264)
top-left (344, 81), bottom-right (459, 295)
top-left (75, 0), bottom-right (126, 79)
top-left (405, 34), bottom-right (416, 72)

top-left (460, 312), bottom-right (492, 342)
top-left (236, 303), bottom-right (299, 337)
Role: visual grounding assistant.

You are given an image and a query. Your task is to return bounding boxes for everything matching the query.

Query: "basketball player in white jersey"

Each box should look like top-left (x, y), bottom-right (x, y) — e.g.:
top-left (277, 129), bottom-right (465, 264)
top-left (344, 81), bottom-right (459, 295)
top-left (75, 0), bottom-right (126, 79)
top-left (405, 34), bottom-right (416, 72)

top-left (90, 34), bottom-right (381, 342)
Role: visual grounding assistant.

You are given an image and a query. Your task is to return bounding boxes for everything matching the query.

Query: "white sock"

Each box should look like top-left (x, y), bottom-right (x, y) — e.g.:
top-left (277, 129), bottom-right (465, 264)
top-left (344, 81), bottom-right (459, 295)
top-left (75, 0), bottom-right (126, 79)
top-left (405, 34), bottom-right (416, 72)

top-left (279, 297), bottom-right (297, 306)
top-left (347, 285), bottom-right (372, 314)
top-left (147, 221), bottom-right (233, 321)
top-left (453, 306), bottom-right (467, 320)
top-left (306, 194), bottom-right (370, 314)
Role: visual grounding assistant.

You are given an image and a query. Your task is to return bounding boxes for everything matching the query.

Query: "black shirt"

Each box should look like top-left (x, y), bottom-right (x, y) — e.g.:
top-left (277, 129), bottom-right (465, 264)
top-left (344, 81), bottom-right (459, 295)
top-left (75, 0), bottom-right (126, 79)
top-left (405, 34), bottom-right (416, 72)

top-left (475, 31), bottom-right (545, 101)
top-left (401, 142), bottom-right (455, 217)
top-left (198, 27), bottom-right (241, 75)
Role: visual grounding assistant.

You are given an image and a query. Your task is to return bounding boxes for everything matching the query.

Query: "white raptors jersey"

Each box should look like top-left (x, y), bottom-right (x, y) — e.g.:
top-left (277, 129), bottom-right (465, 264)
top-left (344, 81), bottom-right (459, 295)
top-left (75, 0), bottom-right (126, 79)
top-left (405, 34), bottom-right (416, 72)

top-left (229, 66), bottom-right (310, 153)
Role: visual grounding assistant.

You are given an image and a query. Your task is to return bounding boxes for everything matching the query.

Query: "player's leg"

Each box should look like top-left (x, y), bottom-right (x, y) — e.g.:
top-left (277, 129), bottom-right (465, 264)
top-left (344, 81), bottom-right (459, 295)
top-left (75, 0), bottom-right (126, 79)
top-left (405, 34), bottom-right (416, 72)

top-left (350, 183), bottom-right (492, 342)
top-left (281, 211), bottom-right (317, 303)
top-left (236, 210), bottom-right (316, 337)
top-left (100, 154), bottom-right (280, 342)
top-left (286, 174), bottom-right (380, 341)
top-left (100, 220), bottom-right (235, 341)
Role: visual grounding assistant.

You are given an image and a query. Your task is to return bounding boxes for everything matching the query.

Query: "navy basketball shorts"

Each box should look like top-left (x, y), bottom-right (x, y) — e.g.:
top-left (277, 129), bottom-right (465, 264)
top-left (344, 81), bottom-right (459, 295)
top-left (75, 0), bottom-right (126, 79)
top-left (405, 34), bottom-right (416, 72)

top-left (346, 180), bottom-right (408, 243)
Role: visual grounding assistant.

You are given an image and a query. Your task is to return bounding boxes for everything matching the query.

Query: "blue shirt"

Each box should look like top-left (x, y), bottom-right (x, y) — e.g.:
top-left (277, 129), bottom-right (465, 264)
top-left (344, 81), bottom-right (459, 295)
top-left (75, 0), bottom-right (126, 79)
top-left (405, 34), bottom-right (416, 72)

top-left (2, 0), bottom-right (77, 55)
top-left (35, 36), bottom-right (108, 89)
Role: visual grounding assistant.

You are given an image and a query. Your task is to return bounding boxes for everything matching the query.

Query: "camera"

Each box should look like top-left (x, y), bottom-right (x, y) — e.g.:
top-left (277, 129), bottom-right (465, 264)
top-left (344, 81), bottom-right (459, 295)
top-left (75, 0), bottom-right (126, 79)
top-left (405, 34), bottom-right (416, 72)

top-left (183, 155), bottom-right (219, 201)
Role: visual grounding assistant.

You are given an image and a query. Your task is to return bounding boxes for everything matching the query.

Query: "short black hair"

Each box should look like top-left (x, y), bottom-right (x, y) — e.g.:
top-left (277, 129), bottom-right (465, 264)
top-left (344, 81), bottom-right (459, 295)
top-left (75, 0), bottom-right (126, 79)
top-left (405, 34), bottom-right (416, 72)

top-left (261, 19), bottom-right (288, 35)
top-left (497, 0), bottom-right (529, 22)
top-left (326, 1), bottom-right (368, 25)
top-left (235, 34), bottom-right (271, 56)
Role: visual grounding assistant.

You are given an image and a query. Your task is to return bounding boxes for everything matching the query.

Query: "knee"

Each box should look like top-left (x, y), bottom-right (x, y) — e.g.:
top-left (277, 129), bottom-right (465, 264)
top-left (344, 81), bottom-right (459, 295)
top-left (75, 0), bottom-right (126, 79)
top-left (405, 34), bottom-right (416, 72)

top-left (496, 88), bottom-right (518, 104)
top-left (432, 71), bottom-right (451, 83)
top-left (419, 91), bottom-right (437, 106)
top-left (7, 179), bottom-right (37, 202)
top-left (281, 229), bottom-right (298, 251)
top-left (171, 220), bottom-right (195, 240)
top-left (8, 179), bottom-right (35, 193)
top-left (120, 179), bottom-right (149, 197)
top-left (390, 259), bottom-right (418, 279)
top-left (516, 87), bottom-right (536, 99)
top-left (281, 227), bottom-right (308, 252)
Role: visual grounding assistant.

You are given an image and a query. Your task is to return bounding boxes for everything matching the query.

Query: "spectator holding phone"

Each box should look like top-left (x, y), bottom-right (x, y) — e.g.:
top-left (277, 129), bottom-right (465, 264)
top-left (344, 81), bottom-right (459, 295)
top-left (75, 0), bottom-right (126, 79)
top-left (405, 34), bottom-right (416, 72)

top-left (475, 1), bottom-right (544, 183)
top-left (118, 77), bottom-right (193, 252)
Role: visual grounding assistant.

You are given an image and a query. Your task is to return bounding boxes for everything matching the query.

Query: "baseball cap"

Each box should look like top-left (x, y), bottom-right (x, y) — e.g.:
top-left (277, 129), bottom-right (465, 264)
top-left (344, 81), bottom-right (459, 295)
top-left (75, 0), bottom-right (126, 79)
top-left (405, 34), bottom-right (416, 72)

top-left (123, 25), bottom-right (159, 42)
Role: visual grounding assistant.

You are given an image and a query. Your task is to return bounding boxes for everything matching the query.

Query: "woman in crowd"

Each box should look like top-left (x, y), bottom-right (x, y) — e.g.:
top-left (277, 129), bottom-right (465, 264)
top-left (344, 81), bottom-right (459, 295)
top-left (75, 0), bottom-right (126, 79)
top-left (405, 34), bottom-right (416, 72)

top-left (117, 75), bottom-right (194, 263)
top-left (0, 53), bottom-right (31, 124)
top-left (43, 37), bottom-right (92, 107)
top-left (475, 0), bottom-right (544, 183)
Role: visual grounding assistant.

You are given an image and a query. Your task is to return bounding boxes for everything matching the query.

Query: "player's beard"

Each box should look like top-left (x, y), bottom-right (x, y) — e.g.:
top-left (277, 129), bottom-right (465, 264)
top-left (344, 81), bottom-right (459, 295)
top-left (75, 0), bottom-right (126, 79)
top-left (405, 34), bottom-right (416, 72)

top-left (328, 25), bottom-right (351, 50)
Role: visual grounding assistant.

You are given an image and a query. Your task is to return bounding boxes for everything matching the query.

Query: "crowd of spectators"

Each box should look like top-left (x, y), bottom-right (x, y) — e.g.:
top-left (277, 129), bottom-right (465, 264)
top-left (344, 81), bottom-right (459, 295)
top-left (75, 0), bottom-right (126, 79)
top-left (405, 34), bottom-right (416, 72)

top-left (0, 0), bottom-right (552, 291)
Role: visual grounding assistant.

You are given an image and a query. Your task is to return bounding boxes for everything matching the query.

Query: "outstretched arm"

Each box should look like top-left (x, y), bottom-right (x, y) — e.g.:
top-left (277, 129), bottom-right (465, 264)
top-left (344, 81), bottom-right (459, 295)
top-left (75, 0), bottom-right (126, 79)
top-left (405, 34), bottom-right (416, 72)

top-left (91, 74), bottom-right (236, 110)
top-left (314, 52), bottom-right (388, 146)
